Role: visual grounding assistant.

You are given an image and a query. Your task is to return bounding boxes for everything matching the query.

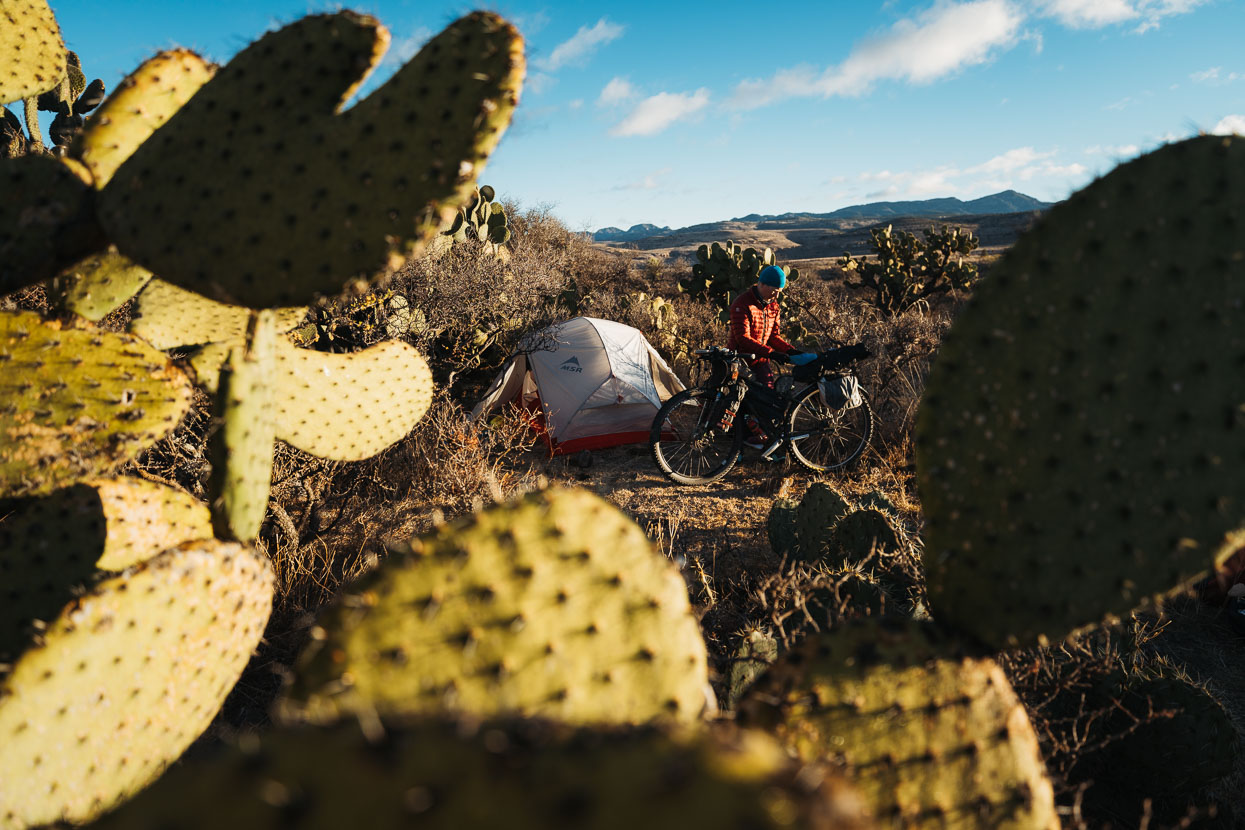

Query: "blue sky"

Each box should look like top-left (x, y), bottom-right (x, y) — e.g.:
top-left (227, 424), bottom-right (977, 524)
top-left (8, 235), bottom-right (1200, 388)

top-left (44, 0), bottom-right (1245, 231)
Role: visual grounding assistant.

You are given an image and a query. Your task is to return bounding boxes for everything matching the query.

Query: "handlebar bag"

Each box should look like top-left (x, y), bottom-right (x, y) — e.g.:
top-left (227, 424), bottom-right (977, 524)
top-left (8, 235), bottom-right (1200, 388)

top-left (819, 375), bottom-right (863, 410)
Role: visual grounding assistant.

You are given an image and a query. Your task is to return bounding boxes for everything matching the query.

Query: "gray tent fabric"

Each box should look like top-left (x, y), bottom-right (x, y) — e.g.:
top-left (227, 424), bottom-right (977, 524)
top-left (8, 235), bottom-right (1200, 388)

top-left (470, 317), bottom-right (684, 452)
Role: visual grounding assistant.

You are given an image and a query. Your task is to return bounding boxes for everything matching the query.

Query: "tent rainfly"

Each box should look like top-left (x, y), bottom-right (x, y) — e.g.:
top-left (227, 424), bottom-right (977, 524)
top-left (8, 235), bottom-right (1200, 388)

top-left (470, 317), bottom-right (685, 454)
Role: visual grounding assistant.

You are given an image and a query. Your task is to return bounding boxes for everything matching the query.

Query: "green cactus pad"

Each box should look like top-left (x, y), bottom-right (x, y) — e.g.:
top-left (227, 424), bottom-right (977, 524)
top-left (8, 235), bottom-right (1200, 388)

top-left (0, 311), bottom-right (194, 498)
top-left (916, 135), bottom-right (1245, 649)
top-left (88, 718), bottom-right (872, 830)
top-left (767, 495), bottom-right (800, 559)
top-left (208, 311), bottom-right (277, 542)
top-left (0, 477), bottom-right (210, 660)
top-left (829, 509), bottom-right (902, 564)
top-left (0, 154), bottom-right (104, 291)
top-left (0, 0), bottom-right (65, 104)
top-left (97, 12), bottom-right (525, 307)
top-left (130, 279), bottom-right (306, 350)
top-left (187, 341), bottom-right (230, 393)
top-left (60, 248), bottom-right (155, 321)
top-left (1086, 663), bottom-right (1238, 799)
top-left (727, 627), bottom-right (779, 711)
top-left (788, 568), bottom-right (893, 638)
top-left (280, 488), bottom-right (710, 726)
top-left (73, 49), bottom-right (216, 189)
top-left (272, 337), bottom-right (432, 461)
top-left (857, 489), bottom-right (898, 516)
top-left (794, 482), bottom-right (852, 563)
top-left (0, 539), bottom-right (273, 829)
top-left (739, 618), bottom-right (1058, 830)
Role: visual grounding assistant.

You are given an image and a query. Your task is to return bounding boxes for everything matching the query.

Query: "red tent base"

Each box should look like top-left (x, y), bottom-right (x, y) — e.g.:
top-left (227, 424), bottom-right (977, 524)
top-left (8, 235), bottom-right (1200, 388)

top-left (551, 431), bottom-right (652, 455)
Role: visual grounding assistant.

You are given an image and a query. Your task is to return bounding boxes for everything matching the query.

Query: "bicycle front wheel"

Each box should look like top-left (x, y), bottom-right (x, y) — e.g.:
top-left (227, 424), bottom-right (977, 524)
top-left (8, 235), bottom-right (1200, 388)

top-left (786, 383), bottom-right (873, 473)
top-left (650, 388), bottom-right (742, 485)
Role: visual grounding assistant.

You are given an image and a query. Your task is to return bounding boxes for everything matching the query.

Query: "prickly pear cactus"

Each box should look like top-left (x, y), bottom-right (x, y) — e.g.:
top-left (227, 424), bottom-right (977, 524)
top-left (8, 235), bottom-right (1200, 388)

top-left (788, 567), bottom-right (893, 637)
top-left (0, 0), bottom-right (66, 104)
top-left (767, 494), bottom-right (800, 559)
top-left (727, 625), bottom-right (779, 710)
top-left (59, 248), bottom-right (154, 321)
top-left (86, 718), bottom-right (874, 830)
top-left (129, 278), bottom-right (306, 350)
top-left (1077, 660), bottom-right (1239, 804)
top-left (0, 153), bottom-right (102, 288)
top-left (279, 488), bottom-right (711, 726)
top-left (0, 311), bottom-right (194, 498)
top-left (0, 539), bottom-right (273, 829)
top-left (74, 49), bottom-right (216, 188)
top-left (97, 12), bottom-right (525, 306)
top-left (739, 618), bottom-right (1058, 830)
top-left (208, 311), bottom-right (277, 542)
top-left (917, 135), bottom-right (1245, 649)
top-left (793, 482), bottom-right (852, 563)
top-left (271, 336), bottom-right (433, 461)
top-left (0, 476), bottom-right (210, 658)
top-left (830, 508), bottom-right (902, 563)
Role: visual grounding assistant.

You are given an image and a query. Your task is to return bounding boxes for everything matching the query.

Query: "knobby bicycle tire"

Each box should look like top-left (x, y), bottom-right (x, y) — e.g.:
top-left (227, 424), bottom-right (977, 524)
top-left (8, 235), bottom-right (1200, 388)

top-left (649, 388), bottom-right (742, 485)
top-left (785, 383), bottom-right (873, 473)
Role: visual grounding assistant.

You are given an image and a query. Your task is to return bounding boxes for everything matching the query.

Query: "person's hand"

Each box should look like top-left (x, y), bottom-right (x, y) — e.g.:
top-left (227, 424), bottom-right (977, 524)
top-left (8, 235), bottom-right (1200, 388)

top-left (768, 352), bottom-right (790, 364)
top-left (789, 352), bottom-right (817, 366)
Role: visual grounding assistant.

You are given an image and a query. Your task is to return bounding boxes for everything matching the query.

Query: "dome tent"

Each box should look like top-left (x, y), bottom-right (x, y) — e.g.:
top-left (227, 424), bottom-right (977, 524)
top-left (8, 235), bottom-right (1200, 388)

top-left (470, 317), bottom-right (685, 455)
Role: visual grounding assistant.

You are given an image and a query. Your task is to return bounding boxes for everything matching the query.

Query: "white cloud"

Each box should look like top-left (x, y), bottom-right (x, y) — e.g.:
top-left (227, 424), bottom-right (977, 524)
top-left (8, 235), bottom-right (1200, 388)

top-left (1191, 66), bottom-right (1243, 83)
top-left (535, 19), bottom-right (625, 72)
top-left (613, 168), bottom-right (672, 191)
top-left (611, 89), bottom-right (710, 137)
top-left (1084, 143), bottom-right (1140, 157)
top-left (598, 77), bottom-right (638, 107)
top-left (568, 99), bottom-right (584, 110)
top-left (851, 147), bottom-right (1086, 202)
top-left (526, 72), bottom-right (557, 95)
top-left (729, 0), bottom-right (1024, 109)
top-left (968, 147), bottom-right (1056, 173)
top-left (1213, 115), bottom-right (1245, 135)
top-left (1032, 0), bottom-right (1209, 32)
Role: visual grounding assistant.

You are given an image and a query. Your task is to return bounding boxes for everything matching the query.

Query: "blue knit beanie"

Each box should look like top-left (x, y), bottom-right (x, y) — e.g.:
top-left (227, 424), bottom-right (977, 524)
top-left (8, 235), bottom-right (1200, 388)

top-left (758, 265), bottom-right (786, 289)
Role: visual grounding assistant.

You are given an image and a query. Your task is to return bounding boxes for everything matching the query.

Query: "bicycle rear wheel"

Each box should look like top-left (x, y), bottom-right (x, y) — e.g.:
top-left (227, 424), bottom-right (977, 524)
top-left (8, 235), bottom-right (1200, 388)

top-left (650, 388), bottom-right (742, 485)
top-left (786, 383), bottom-right (873, 473)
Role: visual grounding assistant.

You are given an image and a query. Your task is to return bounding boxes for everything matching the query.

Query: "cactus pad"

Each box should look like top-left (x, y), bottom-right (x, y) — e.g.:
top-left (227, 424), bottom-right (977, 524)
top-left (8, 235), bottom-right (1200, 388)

top-left (0, 539), bottom-right (273, 829)
top-left (916, 135), bottom-right (1245, 649)
top-left (0, 311), bottom-right (194, 497)
top-left (74, 49), bottom-right (216, 188)
top-left (208, 311), bottom-right (277, 542)
top-left (61, 249), bottom-right (154, 322)
top-left (97, 12), bottom-right (525, 307)
top-left (280, 488), bottom-right (710, 725)
top-left (130, 279), bottom-right (306, 350)
top-left (0, 0), bottom-right (66, 104)
top-left (0, 476), bottom-right (210, 659)
top-left (767, 495), bottom-right (799, 559)
top-left (272, 337), bottom-right (433, 461)
top-left (0, 154), bottom-right (103, 290)
top-left (739, 618), bottom-right (1058, 829)
top-left (86, 718), bottom-right (871, 830)
top-left (830, 509), bottom-right (902, 564)
top-left (727, 626), bottom-right (779, 710)
top-left (793, 482), bottom-right (852, 563)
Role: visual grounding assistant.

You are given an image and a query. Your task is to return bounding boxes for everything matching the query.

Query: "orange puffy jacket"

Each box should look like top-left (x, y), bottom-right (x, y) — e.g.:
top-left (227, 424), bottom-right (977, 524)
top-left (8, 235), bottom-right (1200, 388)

top-left (728, 286), bottom-right (794, 361)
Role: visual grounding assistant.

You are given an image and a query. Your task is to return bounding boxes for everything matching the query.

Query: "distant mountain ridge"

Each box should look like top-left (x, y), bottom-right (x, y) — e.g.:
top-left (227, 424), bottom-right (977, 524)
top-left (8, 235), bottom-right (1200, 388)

top-left (593, 190), bottom-right (1051, 243)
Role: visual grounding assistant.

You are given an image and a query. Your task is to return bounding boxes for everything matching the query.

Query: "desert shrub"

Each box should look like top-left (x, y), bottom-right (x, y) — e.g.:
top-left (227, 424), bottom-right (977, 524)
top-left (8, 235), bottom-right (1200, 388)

top-left (387, 203), bottom-right (630, 395)
top-left (839, 224), bottom-right (978, 316)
